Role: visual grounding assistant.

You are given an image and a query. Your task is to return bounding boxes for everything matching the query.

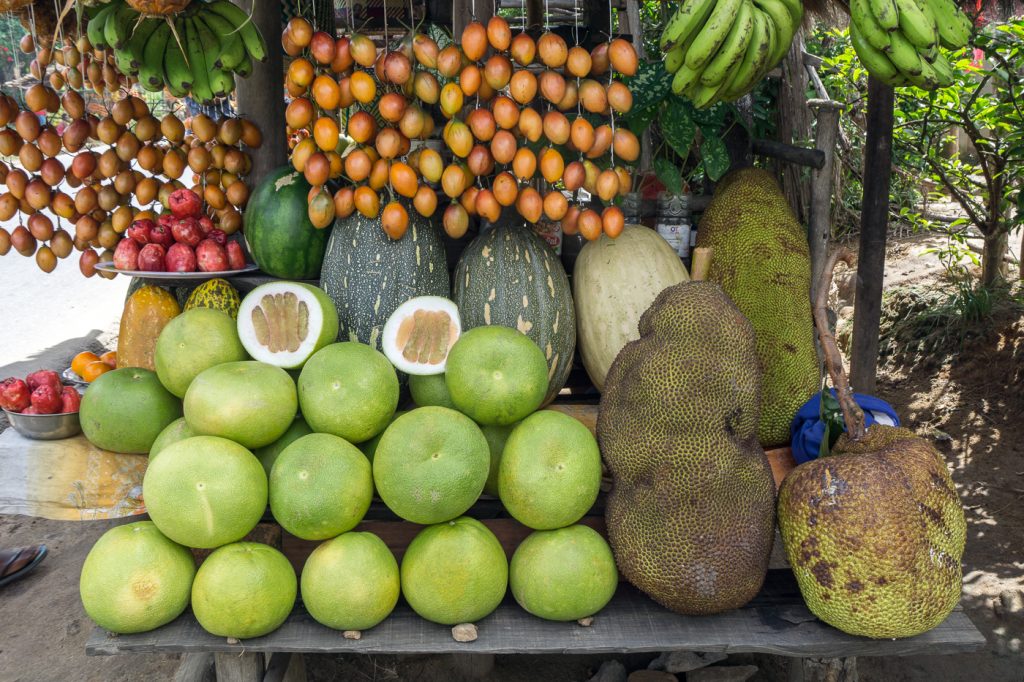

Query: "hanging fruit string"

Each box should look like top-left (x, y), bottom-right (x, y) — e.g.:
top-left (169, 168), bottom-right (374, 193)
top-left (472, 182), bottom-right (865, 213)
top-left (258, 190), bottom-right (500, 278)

top-left (606, 0), bottom-right (615, 169)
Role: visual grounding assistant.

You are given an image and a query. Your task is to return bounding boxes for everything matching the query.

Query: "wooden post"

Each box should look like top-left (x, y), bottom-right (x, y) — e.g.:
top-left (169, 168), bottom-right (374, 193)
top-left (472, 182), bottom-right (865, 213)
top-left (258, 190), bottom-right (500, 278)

top-left (214, 652), bottom-right (264, 682)
top-left (849, 77), bottom-right (895, 394)
top-left (807, 99), bottom-right (844, 304)
top-left (235, 0), bottom-right (288, 189)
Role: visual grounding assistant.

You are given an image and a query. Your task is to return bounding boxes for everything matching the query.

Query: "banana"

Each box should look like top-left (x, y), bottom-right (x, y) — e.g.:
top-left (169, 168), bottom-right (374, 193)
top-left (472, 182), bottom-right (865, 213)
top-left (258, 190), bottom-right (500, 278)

top-left (185, 17), bottom-right (215, 103)
top-left (752, 0), bottom-right (796, 68)
top-left (163, 18), bottom-right (193, 95)
top-left (925, 0), bottom-right (972, 49)
top-left (700, 0), bottom-right (755, 87)
top-left (192, 13), bottom-right (233, 97)
top-left (204, 0), bottom-right (267, 63)
top-left (196, 9), bottom-right (246, 71)
top-left (665, 42), bottom-right (686, 72)
top-left (87, 2), bottom-right (118, 51)
top-left (690, 79), bottom-right (727, 108)
top-left (884, 26), bottom-right (925, 75)
top-left (124, 16), bottom-right (162, 69)
top-left (775, 0), bottom-right (804, 26)
top-left (139, 20), bottom-right (171, 90)
top-left (894, 0), bottom-right (937, 49)
top-left (906, 54), bottom-right (940, 88)
top-left (849, 22), bottom-right (904, 85)
top-left (671, 62), bottom-right (703, 95)
top-left (930, 53), bottom-right (955, 86)
top-left (685, 0), bottom-right (745, 71)
top-left (660, 0), bottom-right (719, 52)
top-left (721, 6), bottom-right (771, 99)
top-left (868, 0), bottom-right (900, 31)
top-left (851, 0), bottom-right (892, 52)
top-left (233, 51), bottom-right (254, 78)
top-left (756, 6), bottom-right (778, 79)
top-left (104, 2), bottom-right (136, 51)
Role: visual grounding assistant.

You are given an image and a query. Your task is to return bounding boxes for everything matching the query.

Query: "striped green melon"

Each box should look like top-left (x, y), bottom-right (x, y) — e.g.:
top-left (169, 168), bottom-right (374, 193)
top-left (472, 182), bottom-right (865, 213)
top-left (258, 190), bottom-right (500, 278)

top-left (453, 224), bottom-right (576, 405)
top-left (319, 205), bottom-right (450, 353)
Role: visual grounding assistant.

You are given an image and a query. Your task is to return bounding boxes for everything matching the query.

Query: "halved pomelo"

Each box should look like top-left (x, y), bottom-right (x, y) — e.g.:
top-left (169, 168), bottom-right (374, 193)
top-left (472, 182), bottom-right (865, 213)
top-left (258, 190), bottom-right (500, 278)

top-left (237, 282), bottom-right (339, 369)
top-left (381, 296), bottom-right (461, 375)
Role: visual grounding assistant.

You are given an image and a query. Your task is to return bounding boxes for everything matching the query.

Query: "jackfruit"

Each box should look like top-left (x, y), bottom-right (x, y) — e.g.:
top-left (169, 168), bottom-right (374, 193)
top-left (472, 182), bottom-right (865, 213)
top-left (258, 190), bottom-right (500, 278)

top-left (778, 426), bottom-right (966, 638)
top-left (597, 281), bottom-right (776, 615)
top-left (695, 167), bottom-right (819, 447)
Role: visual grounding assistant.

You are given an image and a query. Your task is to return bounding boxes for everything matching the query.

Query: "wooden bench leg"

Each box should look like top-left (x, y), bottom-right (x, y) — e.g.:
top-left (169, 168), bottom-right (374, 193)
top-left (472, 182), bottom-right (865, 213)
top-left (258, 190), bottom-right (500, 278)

top-left (173, 652), bottom-right (215, 682)
top-left (264, 652), bottom-right (307, 682)
top-left (788, 657), bottom-right (858, 682)
top-left (214, 652), bottom-right (264, 682)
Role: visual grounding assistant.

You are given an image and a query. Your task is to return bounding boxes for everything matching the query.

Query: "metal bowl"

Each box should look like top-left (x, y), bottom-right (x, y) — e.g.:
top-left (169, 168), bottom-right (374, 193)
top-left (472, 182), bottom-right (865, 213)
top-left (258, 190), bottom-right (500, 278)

top-left (3, 409), bottom-right (82, 440)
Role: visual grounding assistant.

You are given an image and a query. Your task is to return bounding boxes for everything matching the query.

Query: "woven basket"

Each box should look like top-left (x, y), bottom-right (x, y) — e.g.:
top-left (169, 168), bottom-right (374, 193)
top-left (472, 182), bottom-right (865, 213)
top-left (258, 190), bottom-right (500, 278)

top-left (125, 0), bottom-right (191, 15)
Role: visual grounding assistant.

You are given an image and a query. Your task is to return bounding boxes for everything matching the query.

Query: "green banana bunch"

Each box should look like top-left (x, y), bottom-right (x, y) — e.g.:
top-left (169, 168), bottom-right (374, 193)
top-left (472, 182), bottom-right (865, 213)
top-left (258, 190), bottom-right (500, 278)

top-left (848, 0), bottom-right (973, 89)
top-left (659, 0), bottom-right (802, 108)
top-left (99, 0), bottom-right (268, 103)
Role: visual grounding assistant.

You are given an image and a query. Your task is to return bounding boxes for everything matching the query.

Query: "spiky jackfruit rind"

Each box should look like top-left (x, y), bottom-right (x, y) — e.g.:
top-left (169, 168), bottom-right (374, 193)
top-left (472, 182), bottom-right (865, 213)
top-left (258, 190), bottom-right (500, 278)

top-left (778, 425), bottom-right (966, 639)
top-left (695, 167), bottom-right (820, 447)
top-left (598, 281), bottom-right (777, 616)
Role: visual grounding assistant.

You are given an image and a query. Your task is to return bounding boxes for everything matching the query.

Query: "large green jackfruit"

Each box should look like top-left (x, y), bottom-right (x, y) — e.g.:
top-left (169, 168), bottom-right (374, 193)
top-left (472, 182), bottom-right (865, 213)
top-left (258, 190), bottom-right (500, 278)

top-left (778, 425), bottom-right (966, 638)
top-left (597, 281), bottom-right (776, 615)
top-left (696, 168), bottom-right (819, 447)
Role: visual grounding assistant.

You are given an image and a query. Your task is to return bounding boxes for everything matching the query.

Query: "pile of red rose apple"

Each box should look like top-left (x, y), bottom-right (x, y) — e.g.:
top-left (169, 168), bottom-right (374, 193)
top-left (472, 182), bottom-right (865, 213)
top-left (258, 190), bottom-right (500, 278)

top-left (1, 370), bottom-right (80, 415)
top-left (113, 189), bottom-right (245, 274)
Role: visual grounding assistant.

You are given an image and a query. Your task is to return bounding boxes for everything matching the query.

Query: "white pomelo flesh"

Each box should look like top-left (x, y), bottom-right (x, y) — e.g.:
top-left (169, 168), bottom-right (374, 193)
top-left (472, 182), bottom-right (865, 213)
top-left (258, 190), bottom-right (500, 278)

top-left (238, 282), bottom-right (339, 369)
top-left (382, 296), bottom-right (461, 375)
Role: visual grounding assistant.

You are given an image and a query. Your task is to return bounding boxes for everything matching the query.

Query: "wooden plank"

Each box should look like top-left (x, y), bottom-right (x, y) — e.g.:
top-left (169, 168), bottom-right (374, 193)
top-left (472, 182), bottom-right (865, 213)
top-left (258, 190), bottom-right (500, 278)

top-left (214, 652), bottom-right (263, 682)
top-left (849, 78), bottom-right (895, 394)
top-left (85, 575), bottom-right (986, 658)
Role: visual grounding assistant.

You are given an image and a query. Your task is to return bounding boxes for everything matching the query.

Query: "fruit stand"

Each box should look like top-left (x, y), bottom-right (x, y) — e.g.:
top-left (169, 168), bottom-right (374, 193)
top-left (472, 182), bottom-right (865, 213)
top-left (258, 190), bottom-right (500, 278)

top-left (0, 0), bottom-right (991, 679)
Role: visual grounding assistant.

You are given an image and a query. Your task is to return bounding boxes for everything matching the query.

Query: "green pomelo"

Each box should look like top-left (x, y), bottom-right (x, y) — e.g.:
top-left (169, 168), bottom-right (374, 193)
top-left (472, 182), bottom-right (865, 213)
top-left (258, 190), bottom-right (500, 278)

top-left (80, 368), bottom-right (182, 454)
top-left (253, 417), bottom-right (313, 477)
top-left (298, 342), bottom-right (399, 443)
top-left (373, 407), bottom-right (489, 524)
top-left (184, 361), bottom-right (297, 449)
top-left (149, 417), bottom-right (196, 461)
top-left (401, 517), bottom-right (508, 625)
top-left (270, 433), bottom-right (373, 541)
top-left (79, 521), bottom-right (196, 634)
top-left (155, 308), bottom-right (249, 398)
top-left (191, 542), bottom-right (297, 639)
top-left (357, 411), bottom-right (405, 463)
top-left (301, 532), bottom-right (400, 631)
top-left (499, 410), bottom-right (602, 530)
top-left (408, 373), bottom-right (456, 409)
top-left (481, 423), bottom-right (516, 497)
top-left (237, 282), bottom-right (339, 370)
top-left (445, 326), bottom-right (548, 425)
top-left (143, 436), bottom-right (268, 549)
top-left (509, 524), bottom-right (618, 621)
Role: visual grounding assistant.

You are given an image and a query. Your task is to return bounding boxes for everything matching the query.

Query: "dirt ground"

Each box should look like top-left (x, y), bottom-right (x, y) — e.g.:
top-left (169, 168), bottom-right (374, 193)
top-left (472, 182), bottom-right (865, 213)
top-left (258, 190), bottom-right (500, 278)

top-left (0, 233), bottom-right (1022, 682)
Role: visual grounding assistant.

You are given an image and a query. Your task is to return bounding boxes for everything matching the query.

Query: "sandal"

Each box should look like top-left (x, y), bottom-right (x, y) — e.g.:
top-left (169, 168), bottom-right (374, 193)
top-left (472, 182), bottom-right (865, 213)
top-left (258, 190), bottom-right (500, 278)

top-left (0, 545), bottom-right (48, 588)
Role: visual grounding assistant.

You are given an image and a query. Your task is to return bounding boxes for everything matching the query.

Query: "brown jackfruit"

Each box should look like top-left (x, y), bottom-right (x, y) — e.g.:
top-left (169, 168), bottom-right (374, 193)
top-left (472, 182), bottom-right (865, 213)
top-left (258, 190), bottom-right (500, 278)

top-left (696, 167), bottom-right (819, 447)
top-left (778, 426), bottom-right (966, 638)
top-left (597, 281), bottom-right (776, 615)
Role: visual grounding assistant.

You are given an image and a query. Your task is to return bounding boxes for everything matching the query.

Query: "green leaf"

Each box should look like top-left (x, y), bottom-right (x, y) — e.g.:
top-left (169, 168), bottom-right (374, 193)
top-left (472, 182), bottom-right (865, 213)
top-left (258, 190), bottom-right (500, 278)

top-left (699, 133), bottom-right (730, 181)
top-left (654, 157), bottom-right (683, 195)
top-left (624, 101), bottom-right (661, 135)
top-left (623, 60), bottom-right (673, 114)
top-left (818, 388), bottom-right (845, 458)
top-left (661, 98), bottom-right (696, 159)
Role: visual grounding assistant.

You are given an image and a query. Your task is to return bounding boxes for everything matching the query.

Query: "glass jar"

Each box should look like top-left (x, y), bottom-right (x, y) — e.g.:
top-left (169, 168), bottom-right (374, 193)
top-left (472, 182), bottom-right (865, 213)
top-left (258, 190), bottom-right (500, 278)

top-left (656, 193), bottom-right (691, 260)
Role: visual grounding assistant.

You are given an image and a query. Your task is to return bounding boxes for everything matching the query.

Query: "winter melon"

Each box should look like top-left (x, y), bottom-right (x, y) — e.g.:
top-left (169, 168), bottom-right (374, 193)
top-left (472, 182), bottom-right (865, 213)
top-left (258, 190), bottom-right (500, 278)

top-left (453, 223), bottom-right (575, 405)
top-left (319, 205), bottom-right (449, 353)
top-left (573, 226), bottom-right (689, 391)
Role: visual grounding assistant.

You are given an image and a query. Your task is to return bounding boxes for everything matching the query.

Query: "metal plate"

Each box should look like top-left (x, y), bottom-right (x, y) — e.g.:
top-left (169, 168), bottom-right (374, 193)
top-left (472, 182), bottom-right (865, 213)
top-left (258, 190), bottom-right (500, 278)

top-left (94, 263), bottom-right (260, 280)
top-left (61, 368), bottom-right (89, 388)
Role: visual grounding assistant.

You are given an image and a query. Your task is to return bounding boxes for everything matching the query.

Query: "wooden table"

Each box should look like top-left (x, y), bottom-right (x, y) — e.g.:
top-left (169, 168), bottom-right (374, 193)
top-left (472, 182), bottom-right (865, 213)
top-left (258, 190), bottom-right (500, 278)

top-left (86, 570), bottom-right (986, 682)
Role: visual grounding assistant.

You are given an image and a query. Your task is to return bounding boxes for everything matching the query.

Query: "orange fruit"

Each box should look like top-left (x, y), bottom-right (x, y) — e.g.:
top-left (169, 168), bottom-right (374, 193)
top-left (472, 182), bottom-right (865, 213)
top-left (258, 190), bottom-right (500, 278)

top-left (100, 351), bottom-right (117, 368)
top-left (72, 351), bottom-right (100, 376)
top-left (82, 360), bottom-right (113, 382)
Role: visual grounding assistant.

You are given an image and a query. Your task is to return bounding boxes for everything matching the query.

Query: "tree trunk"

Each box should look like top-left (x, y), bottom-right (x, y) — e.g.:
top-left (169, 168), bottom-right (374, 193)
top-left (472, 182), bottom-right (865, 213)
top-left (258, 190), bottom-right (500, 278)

top-left (777, 29), bottom-right (813, 225)
top-left (981, 229), bottom-right (1009, 287)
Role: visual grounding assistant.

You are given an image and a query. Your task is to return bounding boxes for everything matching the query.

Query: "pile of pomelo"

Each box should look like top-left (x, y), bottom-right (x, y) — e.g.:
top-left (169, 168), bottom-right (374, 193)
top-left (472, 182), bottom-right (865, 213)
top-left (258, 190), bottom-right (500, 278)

top-left (80, 287), bottom-right (617, 639)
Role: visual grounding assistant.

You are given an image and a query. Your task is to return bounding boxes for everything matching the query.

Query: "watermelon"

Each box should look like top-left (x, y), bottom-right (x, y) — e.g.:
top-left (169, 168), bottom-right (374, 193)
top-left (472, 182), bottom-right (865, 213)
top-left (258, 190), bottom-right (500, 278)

top-left (453, 223), bottom-right (576, 406)
top-left (319, 205), bottom-right (449, 353)
top-left (244, 166), bottom-right (329, 279)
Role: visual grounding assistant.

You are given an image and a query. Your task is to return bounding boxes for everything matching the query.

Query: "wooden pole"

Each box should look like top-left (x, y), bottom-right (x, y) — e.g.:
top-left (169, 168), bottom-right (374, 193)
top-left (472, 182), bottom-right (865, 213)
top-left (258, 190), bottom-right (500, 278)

top-left (235, 0), bottom-right (288, 189)
top-left (807, 99), bottom-right (844, 304)
top-left (849, 77), bottom-right (894, 394)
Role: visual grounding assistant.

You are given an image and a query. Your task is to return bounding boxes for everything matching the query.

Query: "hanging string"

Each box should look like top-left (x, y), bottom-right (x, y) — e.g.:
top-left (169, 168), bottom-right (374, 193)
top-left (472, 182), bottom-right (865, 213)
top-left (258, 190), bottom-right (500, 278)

top-left (471, 0), bottom-right (476, 23)
top-left (382, 0), bottom-right (389, 45)
top-left (543, 0), bottom-right (549, 32)
top-left (607, 0), bottom-right (615, 168)
top-left (520, 0), bottom-right (524, 31)
top-left (571, 0), bottom-right (578, 46)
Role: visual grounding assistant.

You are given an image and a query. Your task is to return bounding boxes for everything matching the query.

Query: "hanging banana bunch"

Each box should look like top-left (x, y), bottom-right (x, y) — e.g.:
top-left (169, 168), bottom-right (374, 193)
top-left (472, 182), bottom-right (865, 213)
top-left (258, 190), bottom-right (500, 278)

top-left (659, 0), bottom-right (803, 108)
top-left (88, 0), bottom-right (268, 102)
